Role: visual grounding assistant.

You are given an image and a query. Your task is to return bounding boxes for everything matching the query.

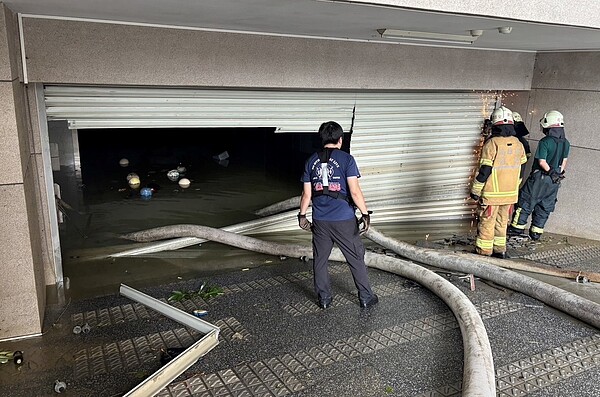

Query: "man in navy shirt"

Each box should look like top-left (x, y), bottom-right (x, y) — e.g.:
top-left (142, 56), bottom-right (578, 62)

top-left (298, 121), bottom-right (378, 309)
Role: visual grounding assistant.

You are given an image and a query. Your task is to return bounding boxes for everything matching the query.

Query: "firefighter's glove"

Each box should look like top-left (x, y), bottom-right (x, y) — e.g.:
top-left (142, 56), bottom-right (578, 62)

top-left (359, 211), bottom-right (372, 235)
top-left (297, 213), bottom-right (312, 231)
top-left (470, 193), bottom-right (481, 202)
top-left (548, 168), bottom-right (565, 184)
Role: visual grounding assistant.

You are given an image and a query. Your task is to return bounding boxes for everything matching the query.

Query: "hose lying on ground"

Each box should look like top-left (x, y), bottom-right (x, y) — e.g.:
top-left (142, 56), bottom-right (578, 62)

top-left (115, 211), bottom-right (600, 284)
top-left (122, 224), bottom-right (496, 397)
top-left (365, 227), bottom-right (600, 330)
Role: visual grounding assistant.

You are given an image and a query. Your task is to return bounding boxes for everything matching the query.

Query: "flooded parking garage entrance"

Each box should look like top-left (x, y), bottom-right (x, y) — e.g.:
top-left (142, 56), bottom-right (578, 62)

top-left (54, 125), bottom-right (321, 299)
top-left (42, 86), bottom-right (492, 300)
top-left (52, 123), bottom-right (475, 300)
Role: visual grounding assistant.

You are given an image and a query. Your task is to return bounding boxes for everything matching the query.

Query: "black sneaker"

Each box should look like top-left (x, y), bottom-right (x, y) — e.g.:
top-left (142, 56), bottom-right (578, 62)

top-left (318, 298), bottom-right (333, 309)
top-left (491, 252), bottom-right (506, 259)
top-left (359, 294), bottom-right (379, 309)
top-left (529, 230), bottom-right (542, 241)
top-left (507, 225), bottom-right (526, 236)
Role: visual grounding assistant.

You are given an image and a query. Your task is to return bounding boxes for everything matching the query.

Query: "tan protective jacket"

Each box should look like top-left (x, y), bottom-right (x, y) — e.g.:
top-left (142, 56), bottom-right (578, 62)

top-left (471, 136), bottom-right (527, 205)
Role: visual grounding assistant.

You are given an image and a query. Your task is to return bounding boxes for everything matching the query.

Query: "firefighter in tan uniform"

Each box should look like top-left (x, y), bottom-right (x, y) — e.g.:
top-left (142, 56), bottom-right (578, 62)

top-left (471, 106), bottom-right (527, 258)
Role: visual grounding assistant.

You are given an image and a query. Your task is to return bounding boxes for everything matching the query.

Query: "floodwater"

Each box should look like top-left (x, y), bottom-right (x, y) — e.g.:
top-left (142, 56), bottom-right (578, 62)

top-left (57, 134), bottom-right (474, 301)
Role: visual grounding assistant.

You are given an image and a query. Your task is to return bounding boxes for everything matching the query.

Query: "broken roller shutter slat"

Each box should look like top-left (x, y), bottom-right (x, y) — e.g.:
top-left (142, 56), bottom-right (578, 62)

top-left (352, 92), bottom-right (494, 222)
top-left (44, 86), bottom-right (356, 132)
top-left (119, 284), bottom-right (220, 397)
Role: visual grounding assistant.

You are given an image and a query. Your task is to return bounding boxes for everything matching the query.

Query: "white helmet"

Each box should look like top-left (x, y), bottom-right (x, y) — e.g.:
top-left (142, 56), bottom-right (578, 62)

top-left (490, 106), bottom-right (514, 126)
top-left (512, 112), bottom-right (523, 123)
top-left (540, 110), bottom-right (564, 128)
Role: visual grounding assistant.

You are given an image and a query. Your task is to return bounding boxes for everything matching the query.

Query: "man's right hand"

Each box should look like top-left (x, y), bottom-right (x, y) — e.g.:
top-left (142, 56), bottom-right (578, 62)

top-left (298, 213), bottom-right (312, 231)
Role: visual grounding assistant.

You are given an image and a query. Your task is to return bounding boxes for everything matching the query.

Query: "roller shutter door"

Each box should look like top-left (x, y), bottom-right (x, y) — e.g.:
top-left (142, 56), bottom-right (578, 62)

top-left (44, 86), bottom-right (356, 132)
top-left (352, 92), bottom-right (493, 224)
top-left (44, 86), bottom-right (492, 228)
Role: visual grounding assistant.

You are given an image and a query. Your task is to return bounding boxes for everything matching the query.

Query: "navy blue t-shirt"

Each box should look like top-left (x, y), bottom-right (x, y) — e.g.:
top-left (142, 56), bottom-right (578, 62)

top-left (301, 149), bottom-right (360, 221)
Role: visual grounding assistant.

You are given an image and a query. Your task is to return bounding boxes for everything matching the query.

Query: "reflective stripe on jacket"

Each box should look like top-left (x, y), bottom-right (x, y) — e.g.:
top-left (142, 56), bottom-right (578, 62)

top-left (472, 136), bottom-right (527, 205)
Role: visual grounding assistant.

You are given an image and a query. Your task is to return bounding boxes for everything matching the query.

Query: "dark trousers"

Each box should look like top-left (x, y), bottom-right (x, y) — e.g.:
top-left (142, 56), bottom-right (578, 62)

top-left (512, 170), bottom-right (560, 233)
top-left (312, 218), bottom-right (374, 302)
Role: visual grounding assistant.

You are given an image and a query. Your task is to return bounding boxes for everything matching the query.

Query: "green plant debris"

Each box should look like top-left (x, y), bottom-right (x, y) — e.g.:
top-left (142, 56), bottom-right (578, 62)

top-left (168, 282), bottom-right (224, 302)
top-left (385, 386), bottom-right (394, 394)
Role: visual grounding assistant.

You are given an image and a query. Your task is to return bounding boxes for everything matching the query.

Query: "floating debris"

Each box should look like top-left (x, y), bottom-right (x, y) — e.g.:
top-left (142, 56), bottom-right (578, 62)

top-left (167, 169), bottom-right (180, 181)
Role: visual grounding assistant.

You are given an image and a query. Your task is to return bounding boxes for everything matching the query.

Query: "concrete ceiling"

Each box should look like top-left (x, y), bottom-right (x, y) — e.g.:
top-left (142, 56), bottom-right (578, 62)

top-left (5, 0), bottom-right (600, 52)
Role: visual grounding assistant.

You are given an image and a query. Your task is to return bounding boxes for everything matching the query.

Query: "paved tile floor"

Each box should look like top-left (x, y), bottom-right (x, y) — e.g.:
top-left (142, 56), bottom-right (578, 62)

top-left (1, 233), bottom-right (600, 397)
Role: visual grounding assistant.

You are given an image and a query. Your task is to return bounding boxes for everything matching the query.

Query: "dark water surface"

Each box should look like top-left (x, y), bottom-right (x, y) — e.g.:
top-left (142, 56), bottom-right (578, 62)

top-left (58, 128), bottom-right (473, 300)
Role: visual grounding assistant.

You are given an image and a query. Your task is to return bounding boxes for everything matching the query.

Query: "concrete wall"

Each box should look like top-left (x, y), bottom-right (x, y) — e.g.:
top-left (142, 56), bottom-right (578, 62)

top-left (22, 18), bottom-right (535, 90)
top-left (0, 4), bottom-right (46, 340)
top-left (506, 52), bottom-right (600, 240)
top-left (350, 1), bottom-right (600, 30)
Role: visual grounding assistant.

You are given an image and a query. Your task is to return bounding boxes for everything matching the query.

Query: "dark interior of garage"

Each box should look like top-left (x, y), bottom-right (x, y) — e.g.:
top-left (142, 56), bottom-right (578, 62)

top-left (53, 127), bottom-right (356, 298)
top-left (64, 128), bottom-right (354, 246)
top-left (78, 127), bottom-right (318, 195)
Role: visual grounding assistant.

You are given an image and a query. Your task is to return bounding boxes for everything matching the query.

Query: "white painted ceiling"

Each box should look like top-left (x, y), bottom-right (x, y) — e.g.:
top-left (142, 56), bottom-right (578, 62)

top-left (5, 0), bottom-right (600, 51)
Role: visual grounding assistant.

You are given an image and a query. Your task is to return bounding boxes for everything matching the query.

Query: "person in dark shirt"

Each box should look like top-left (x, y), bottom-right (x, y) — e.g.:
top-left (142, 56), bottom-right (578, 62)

top-left (508, 110), bottom-right (570, 240)
top-left (298, 121), bottom-right (378, 309)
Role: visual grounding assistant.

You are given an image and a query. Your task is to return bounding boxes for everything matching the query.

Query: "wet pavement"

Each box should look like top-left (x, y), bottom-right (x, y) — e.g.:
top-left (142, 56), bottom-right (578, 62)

top-left (4, 139), bottom-right (600, 396)
top-left (1, 231), bottom-right (600, 397)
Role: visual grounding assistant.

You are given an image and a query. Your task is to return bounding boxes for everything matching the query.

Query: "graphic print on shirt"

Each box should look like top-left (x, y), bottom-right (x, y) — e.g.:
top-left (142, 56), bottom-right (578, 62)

top-left (312, 158), bottom-right (342, 192)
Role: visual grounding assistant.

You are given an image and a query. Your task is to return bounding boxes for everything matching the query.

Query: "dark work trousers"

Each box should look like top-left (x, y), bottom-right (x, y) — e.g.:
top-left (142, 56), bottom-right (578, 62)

top-left (512, 170), bottom-right (560, 232)
top-left (312, 218), bottom-right (374, 302)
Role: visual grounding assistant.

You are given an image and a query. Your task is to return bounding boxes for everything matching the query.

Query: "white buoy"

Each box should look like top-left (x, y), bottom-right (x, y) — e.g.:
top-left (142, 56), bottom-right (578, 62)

top-left (126, 172), bottom-right (139, 182)
top-left (178, 178), bottom-right (191, 188)
top-left (119, 158), bottom-right (129, 167)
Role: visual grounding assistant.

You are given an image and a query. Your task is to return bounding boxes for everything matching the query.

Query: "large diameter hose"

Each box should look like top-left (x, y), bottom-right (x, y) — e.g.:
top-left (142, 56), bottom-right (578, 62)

top-left (122, 224), bottom-right (495, 396)
top-left (365, 227), bottom-right (600, 330)
top-left (362, 251), bottom-right (495, 396)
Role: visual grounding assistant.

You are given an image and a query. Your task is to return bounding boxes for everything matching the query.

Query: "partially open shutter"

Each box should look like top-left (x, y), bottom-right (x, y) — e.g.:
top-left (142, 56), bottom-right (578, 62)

top-left (44, 86), bottom-right (355, 133)
top-left (44, 86), bottom-right (493, 228)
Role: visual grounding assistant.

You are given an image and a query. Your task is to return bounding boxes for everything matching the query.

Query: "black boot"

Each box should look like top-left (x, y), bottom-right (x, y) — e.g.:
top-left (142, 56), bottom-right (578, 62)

top-left (491, 252), bottom-right (506, 259)
top-left (529, 230), bottom-right (542, 241)
top-left (507, 225), bottom-right (526, 237)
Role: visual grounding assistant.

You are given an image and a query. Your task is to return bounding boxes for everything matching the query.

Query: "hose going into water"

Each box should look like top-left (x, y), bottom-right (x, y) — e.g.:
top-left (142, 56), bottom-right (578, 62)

top-left (122, 224), bottom-right (496, 396)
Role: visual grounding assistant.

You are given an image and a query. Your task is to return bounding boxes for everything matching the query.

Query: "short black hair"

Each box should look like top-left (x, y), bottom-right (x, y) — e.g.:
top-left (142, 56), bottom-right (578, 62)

top-left (318, 121), bottom-right (344, 145)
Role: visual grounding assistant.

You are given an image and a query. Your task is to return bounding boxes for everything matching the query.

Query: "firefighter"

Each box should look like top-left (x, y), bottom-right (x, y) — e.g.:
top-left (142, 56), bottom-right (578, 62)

top-left (513, 112), bottom-right (532, 158)
top-left (508, 110), bottom-right (570, 240)
top-left (471, 106), bottom-right (528, 258)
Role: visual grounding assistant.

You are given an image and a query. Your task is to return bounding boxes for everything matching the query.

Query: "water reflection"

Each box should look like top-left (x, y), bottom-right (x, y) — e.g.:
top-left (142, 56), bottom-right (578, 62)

top-left (59, 154), bottom-right (474, 300)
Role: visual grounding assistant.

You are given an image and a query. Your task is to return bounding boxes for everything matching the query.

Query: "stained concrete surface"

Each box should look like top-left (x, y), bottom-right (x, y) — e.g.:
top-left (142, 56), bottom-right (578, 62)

top-left (0, 231), bottom-right (599, 397)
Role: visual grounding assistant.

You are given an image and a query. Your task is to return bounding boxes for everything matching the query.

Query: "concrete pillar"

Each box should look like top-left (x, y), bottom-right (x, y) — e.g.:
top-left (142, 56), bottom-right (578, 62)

top-left (0, 3), bottom-right (46, 340)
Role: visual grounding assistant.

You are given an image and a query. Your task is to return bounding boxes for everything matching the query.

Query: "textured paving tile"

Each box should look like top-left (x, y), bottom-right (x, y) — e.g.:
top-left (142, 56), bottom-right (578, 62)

top-left (415, 334), bottom-right (600, 397)
top-left (158, 300), bottom-right (527, 397)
